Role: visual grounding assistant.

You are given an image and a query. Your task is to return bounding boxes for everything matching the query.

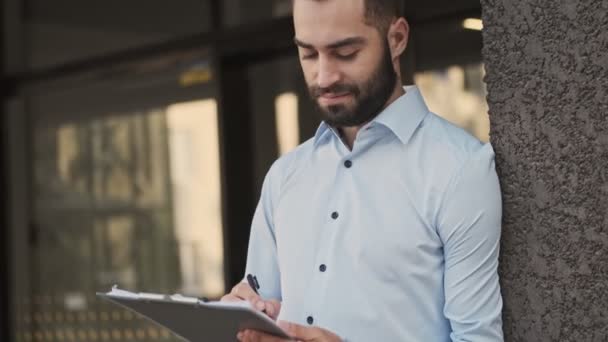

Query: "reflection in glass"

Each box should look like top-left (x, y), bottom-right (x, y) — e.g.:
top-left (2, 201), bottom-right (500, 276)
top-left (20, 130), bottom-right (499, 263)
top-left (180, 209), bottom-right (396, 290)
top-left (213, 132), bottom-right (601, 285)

top-left (415, 63), bottom-right (490, 142)
top-left (223, 0), bottom-right (292, 27)
top-left (28, 98), bottom-right (224, 342)
top-left (167, 99), bottom-right (224, 297)
top-left (463, 18), bottom-right (484, 31)
top-left (275, 92), bottom-right (300, 155)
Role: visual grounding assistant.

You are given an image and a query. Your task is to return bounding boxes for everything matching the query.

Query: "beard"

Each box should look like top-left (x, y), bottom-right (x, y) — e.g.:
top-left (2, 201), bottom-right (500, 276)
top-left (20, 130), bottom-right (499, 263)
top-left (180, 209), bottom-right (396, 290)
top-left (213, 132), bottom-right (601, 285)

top-left (308, 41), bottom-right (398, 128)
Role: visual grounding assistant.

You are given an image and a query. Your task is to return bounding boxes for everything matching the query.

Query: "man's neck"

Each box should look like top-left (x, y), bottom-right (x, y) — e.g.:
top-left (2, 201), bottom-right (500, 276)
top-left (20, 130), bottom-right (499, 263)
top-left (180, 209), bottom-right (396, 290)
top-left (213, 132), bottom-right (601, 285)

top-left (338, 85), bottom-right (405, 150)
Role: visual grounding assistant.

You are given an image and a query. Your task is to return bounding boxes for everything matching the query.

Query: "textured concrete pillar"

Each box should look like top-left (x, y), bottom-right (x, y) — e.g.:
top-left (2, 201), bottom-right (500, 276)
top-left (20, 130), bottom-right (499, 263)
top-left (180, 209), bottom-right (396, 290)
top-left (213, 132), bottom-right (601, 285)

top-left (481, 0), bottom-right (608, 341)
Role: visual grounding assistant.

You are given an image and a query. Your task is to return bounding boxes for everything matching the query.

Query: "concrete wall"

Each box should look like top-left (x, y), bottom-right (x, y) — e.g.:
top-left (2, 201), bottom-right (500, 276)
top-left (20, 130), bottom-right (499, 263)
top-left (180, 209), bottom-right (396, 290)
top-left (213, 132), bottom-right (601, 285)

top-left (481, 0), bottom-right (608, 340)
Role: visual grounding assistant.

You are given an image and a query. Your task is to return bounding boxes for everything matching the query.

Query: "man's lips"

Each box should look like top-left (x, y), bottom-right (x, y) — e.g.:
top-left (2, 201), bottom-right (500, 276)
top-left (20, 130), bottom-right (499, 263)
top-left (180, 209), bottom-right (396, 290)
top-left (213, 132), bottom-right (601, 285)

top-left (318, 92), bottom-right (352, 105)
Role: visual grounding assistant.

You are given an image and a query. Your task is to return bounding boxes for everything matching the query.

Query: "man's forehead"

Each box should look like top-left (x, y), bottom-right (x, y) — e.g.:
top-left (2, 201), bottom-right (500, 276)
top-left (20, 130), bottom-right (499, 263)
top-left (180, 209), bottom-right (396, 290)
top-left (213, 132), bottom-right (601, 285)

top-left (293, 0), bottom-right (366, 14)
top-left (293, 0), bottom-right (373, 47)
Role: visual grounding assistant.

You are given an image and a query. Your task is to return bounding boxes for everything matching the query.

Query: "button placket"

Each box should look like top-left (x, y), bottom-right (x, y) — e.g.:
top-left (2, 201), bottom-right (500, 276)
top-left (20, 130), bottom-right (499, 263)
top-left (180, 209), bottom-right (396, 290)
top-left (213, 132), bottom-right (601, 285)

top-left (307, 150), bottom-right (350, 328)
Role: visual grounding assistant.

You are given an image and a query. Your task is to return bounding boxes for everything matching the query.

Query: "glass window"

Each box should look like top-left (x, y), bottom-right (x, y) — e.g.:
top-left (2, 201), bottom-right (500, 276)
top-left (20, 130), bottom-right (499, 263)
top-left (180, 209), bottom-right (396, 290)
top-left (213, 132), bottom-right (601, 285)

top-left (248, 55), bottom-right (319, 193)
top-left (275, 92), bottom-right (300, 156)
top-left (166, 99), bottom-right (224, 297)
top-left (25, 0), bottom-right (213, 69)
top-left (415, 63), bottom-right (490, 142)
top-left (20, 97), bottom-right (223, 342)
top-left (222, 0), bottom-right (292, 28)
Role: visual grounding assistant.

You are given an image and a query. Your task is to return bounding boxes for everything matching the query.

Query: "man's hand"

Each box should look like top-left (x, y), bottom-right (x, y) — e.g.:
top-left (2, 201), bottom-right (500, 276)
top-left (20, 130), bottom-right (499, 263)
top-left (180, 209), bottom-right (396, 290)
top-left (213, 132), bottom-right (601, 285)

top-left (221, 282), bottom-right (281, 320)
top-left (237, 321), bottom-right (342, 342)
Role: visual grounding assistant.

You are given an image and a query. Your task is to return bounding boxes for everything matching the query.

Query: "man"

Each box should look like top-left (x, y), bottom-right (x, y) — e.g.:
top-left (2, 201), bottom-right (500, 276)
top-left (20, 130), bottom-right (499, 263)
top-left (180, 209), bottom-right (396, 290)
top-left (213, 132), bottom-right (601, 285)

top-left (222, 0), bottom-right (504, 341)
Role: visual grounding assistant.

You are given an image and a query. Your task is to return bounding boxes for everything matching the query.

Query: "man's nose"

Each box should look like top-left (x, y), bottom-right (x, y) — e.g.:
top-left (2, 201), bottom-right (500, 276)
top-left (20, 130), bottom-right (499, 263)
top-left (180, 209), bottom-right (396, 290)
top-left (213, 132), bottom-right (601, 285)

top-left (316, 57), bottom-right (341, 89)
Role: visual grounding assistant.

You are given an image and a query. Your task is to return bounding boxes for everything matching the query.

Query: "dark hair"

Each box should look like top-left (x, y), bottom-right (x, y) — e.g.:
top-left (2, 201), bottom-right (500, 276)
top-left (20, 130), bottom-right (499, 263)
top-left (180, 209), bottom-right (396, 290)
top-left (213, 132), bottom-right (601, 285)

top-left (364, 0), bottom-right (404, 33)
top-left (295, 0), bottom-right (404, 33)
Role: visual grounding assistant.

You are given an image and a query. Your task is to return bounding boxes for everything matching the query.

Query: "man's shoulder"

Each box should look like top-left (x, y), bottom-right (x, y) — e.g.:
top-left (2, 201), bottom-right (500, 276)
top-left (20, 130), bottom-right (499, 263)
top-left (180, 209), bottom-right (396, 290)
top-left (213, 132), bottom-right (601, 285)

top-left (420, 112), bottom-right (491, 164)
top-left (266, 137), bottom-right (316, 183)
top-left (410, 112), bottom-right (495, 189)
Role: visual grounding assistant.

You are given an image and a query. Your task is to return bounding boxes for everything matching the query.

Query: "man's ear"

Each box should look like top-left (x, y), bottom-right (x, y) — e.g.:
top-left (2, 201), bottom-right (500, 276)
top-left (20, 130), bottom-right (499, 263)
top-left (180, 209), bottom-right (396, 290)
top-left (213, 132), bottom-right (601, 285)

top-left (387, 17), bottom-right (410, 61)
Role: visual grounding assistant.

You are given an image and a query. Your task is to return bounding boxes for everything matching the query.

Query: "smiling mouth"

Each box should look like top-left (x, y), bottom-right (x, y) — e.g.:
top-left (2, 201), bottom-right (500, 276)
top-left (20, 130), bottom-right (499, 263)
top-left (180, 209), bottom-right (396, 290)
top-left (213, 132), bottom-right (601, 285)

top-left (318, 92), bottom-right (352, 105)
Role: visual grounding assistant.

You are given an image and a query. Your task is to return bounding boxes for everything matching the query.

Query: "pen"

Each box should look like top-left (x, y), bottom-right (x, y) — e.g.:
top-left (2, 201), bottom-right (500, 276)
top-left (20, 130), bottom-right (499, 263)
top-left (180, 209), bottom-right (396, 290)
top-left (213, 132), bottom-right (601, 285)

top-left (247, 274), bottom-right (269, 315)
top-left (246, 274), bottom-right (260, 294)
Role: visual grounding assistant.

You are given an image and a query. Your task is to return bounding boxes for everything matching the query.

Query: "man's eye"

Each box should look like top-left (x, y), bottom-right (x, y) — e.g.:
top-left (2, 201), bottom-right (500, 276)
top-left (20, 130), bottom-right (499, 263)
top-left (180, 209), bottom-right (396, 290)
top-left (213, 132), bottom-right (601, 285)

top-left (302, 52), bottom-right (318, 60)
top-left (335, 52), bottom-right (358, 61)
top-left (299, 49), bottom-right (318, 60)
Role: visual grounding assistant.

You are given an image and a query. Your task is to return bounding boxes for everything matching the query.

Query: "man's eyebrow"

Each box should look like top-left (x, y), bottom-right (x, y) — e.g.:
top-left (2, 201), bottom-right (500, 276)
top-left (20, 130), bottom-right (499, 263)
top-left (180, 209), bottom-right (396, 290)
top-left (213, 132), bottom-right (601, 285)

top-left (294, 38), bottom-right (314, 49)
top-left (326, 37), bottom-right (366, 49)
top-left (294, 37), bottom-right (366, 50)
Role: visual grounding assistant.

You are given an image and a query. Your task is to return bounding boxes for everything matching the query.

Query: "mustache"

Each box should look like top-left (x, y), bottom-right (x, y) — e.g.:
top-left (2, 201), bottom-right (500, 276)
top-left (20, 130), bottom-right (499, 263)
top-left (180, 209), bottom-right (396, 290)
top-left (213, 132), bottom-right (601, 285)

top-left (309, 84), bottom-right (360, 99)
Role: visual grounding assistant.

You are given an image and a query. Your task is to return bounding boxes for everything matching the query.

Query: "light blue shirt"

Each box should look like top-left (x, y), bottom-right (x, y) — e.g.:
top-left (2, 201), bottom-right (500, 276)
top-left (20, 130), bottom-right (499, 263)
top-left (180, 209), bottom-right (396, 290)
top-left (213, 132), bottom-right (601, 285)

top-left (244, 86), bottom-right (503, 341)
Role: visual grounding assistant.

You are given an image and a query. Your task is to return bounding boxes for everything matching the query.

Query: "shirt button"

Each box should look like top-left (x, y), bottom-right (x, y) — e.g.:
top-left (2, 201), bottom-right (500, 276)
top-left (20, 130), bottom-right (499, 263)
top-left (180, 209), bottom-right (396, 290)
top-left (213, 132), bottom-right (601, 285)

top-left (331, 212), bottom-right (339, 220)
top-left (319, 264), bottom-right (327, 272)
top-left (344, 160), bottom-right (353, 168)
top-left (307, 316), bottom-right (314, 325)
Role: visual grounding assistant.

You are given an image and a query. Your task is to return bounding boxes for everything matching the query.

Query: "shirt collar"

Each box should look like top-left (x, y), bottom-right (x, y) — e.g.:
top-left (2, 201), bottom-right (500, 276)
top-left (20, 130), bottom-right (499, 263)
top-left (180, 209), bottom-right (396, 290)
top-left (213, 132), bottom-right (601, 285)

top-left (313, 85), bottom-right (429, 147)
top-left (373, 85), bottom-right (429, 144)
top-left (313, 121), bottom-right (332, 147)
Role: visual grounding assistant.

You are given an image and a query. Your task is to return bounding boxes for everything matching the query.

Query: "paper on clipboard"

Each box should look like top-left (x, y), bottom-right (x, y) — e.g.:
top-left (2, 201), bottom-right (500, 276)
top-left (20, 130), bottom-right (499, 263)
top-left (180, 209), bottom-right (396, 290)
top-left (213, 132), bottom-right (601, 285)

top-left (97, 286), bottom-right (291, 342)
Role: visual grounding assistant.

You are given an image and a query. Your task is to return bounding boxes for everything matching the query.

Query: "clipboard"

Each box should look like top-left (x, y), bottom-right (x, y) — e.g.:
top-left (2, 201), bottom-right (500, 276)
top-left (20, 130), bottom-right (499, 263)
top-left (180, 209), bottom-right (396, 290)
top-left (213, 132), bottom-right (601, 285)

top-left (97, 286), bottom-right (291, 342)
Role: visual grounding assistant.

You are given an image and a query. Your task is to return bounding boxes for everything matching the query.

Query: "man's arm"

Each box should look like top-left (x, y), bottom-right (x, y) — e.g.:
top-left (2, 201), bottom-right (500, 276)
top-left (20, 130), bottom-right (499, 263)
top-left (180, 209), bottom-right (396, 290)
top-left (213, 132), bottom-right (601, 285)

top-left (222, 162), bottom-right (283, 317)
top-left (437, 144), bottom-right (504, 341)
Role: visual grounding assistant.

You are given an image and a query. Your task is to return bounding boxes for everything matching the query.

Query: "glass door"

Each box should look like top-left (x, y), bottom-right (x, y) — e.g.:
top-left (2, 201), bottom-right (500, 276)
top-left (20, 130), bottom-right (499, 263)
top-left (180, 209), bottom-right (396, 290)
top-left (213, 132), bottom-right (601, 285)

top-left (15, 57), bottom-right (226, 342)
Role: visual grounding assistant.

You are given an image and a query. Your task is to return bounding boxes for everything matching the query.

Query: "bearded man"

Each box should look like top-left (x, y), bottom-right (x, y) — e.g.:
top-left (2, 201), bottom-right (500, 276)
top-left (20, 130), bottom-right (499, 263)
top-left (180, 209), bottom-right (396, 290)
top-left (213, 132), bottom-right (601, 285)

top-left (222, 1), bottom-right (504, 341)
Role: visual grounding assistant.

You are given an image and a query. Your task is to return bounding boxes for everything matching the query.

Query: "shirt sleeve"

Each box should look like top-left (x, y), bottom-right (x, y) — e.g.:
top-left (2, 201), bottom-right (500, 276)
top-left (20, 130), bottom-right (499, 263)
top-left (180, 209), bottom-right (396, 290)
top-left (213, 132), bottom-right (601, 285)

top-left (242, 161), bottom-right (283, 301)
top-left (437, 143), bottom-right (504, 342)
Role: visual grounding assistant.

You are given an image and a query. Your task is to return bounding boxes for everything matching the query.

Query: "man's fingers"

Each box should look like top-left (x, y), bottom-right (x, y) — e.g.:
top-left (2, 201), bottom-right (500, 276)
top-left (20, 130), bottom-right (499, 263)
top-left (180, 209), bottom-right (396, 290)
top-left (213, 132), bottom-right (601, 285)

top-left (255, 300), bottom-right (266, 311)
top-left (251, 298), bottom-right (281, 320)
top-left (278, 321), bottom-right (317, 340)
top-left (223, 283), bottom-right (281, 320)
top-left (220, 294), bottom-right (240, 302)
top-left (231, 282), bottom-right (260, 301)
top-left (264, 299), bottom-right (281, 320)
top-left (238, 329), bottom-right (288, 342)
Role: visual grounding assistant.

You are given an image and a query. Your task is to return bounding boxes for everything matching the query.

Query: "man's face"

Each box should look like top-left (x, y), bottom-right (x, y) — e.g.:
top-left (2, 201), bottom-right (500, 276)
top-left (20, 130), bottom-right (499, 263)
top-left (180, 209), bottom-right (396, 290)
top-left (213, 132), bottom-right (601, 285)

top-left (293, 0), bottom-right (397, 127)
